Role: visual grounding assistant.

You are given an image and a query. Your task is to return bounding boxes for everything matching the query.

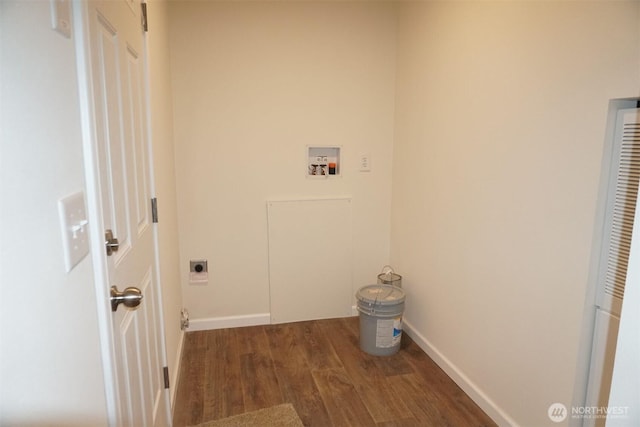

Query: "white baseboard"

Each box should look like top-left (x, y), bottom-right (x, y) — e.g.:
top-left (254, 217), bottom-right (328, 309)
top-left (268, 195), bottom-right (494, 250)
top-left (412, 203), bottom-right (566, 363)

top-left (187, 313), bottom-right (271, 331)
top-left (402, 319), bottom-right (519, 427)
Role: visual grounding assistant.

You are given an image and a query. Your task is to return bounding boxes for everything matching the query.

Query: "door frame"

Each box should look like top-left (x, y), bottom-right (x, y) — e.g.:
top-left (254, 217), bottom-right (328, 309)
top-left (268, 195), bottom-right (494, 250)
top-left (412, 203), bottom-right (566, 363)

top-left (71, 0), bottom-right (171, 424)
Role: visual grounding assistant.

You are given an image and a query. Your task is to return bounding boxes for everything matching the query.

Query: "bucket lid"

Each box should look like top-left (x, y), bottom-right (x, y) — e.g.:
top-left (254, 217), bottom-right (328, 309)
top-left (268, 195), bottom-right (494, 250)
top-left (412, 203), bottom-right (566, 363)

top-left (377, 272), bottom-right (402, 284)
top-left (356, 284), bottom-right (405, 305)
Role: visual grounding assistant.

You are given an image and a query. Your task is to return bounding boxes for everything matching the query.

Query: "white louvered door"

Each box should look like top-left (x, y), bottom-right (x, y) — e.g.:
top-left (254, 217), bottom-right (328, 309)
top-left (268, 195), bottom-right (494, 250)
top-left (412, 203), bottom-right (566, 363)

top-left (584, 107), bottom-right (639, 423)
top-left (596, 108), bottom-right (640, 316)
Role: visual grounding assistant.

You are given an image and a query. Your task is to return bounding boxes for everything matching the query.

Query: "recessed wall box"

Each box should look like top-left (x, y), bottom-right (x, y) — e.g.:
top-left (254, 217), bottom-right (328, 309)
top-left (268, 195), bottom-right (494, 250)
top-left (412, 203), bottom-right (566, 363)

top-left (307, 146), bottom-right (341, 178)
top-left (189, 260), bottom-right (208, 284)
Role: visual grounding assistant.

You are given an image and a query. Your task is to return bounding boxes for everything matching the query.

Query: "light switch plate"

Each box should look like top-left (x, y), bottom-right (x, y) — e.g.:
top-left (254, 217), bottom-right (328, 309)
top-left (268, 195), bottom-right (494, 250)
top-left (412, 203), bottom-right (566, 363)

top-left (58, 191), bottom-right (89, 272)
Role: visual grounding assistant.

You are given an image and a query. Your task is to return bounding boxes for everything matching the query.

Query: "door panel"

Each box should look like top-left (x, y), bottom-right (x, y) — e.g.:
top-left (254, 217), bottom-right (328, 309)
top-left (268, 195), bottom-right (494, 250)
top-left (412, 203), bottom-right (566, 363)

top-left (267, 198), bottom-right (353, 324)
top-left (83, 0), bottom-right (167, 425)
top-left (123, 42), bottom-right (150, 235)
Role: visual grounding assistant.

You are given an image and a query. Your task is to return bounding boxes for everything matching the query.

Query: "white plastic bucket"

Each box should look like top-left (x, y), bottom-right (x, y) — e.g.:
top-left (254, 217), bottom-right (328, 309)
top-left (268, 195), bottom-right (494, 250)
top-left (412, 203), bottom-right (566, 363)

top-left (356, 284), bottom-right (406, 356)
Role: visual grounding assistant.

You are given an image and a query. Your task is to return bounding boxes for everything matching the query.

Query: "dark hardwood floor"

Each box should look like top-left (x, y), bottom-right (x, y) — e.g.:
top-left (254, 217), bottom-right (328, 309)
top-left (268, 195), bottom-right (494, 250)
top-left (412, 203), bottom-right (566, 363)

top-left (173, 316), bottom-right (496, 427)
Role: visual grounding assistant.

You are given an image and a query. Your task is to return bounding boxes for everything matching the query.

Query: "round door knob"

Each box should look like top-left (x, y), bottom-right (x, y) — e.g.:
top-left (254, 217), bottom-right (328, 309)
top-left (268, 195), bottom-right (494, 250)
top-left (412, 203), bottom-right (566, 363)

top-left (110, 286), bottom-right (143, 312)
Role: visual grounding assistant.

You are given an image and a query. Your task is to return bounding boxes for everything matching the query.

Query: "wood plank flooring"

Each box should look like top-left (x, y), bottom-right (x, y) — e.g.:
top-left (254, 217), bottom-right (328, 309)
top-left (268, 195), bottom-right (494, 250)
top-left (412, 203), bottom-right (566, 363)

top-left (173, 317), bottom-right (496, 427)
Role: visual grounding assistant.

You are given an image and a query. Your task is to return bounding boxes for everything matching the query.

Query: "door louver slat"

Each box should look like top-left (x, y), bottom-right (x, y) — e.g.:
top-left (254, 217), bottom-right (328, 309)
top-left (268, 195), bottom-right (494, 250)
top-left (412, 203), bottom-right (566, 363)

top-left (602, 118), bottom-right (640, 309)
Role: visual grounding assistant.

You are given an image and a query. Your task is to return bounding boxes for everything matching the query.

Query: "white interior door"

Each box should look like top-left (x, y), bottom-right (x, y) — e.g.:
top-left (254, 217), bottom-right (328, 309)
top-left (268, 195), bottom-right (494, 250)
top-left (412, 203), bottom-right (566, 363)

top-left (80, 0), bottom-right (168, 425)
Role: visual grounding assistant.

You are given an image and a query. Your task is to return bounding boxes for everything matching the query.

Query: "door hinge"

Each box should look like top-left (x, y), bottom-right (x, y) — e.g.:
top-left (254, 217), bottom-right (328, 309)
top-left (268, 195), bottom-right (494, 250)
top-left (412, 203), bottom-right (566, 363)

top-left (141, 2), bottom-right (148, 32)
top-left (151, 197), bottom-right (158, 223)
top-left (163, 366), bottom-right (170, 389)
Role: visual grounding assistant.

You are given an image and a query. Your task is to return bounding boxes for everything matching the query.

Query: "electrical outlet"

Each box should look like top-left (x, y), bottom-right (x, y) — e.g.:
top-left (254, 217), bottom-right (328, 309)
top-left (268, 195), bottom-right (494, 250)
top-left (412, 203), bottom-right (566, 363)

top-left (190, 260), bottom-right (208, 273)
top-left (189, 260), bottom-right (208, 284)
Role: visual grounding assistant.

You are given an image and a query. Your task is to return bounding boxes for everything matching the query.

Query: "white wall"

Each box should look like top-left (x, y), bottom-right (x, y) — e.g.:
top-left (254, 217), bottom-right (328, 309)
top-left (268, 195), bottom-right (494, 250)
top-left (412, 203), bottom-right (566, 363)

top-left (146, 0), bottom-right (184, 407)
top-left (391, 1), bottom-right (640, 426)
top-left (168, 1), bottom-right (396, 322)
top-left (0, 1), bottom-right (108, 424)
